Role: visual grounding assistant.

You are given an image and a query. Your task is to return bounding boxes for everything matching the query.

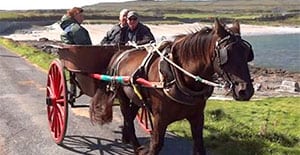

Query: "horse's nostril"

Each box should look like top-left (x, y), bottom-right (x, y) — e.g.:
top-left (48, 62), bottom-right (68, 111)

top-left (236, 86), bottom-right (254, 101)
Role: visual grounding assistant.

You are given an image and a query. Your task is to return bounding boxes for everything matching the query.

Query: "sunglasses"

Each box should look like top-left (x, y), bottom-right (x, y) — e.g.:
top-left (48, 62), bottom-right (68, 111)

top-left (128, 17), bottom-right (137, 21)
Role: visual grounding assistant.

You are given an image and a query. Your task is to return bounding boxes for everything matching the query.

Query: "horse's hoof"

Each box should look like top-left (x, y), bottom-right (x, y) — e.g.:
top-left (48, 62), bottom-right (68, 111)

top-left (121, 136), bottom-right (130, 144)
top-left (135, 145), bottom-right (149, 155)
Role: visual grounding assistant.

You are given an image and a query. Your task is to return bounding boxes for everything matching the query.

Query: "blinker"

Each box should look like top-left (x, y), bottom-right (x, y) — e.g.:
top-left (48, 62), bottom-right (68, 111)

top-left (219, 47), bottom-right (228, 65)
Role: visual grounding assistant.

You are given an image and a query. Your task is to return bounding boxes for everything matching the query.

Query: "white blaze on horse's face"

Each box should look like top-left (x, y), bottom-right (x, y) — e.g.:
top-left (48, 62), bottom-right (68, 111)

top-left (214, 19), bottom-right (254, 101)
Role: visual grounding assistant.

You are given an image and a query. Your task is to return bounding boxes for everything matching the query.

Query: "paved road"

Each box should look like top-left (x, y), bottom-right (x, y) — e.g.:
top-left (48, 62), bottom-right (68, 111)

top-left (0, 45), bottom-right (192, 155)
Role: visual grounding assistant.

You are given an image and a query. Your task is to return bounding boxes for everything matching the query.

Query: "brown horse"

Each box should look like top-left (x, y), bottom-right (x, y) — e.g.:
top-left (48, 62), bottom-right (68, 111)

top-left (91, 18), bottom-right (254, 155)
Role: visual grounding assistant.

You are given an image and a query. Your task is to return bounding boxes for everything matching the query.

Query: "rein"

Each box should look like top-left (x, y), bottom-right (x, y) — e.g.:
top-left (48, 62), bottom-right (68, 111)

top-left (128, 41), bottom-right (224, 88)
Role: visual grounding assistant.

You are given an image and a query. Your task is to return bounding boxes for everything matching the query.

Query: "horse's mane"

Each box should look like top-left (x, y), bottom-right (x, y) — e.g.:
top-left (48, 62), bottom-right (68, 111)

top-left (172, 26), bottom-right (215, 65)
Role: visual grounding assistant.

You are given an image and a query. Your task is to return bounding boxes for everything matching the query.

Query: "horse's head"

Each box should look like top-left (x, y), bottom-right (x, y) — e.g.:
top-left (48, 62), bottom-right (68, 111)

top-left (213, 18), bottom-right (254, 101)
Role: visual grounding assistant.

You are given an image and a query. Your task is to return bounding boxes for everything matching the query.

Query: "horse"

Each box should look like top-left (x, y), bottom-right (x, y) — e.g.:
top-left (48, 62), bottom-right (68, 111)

top-left (91, 18), bottom-right (254, 155)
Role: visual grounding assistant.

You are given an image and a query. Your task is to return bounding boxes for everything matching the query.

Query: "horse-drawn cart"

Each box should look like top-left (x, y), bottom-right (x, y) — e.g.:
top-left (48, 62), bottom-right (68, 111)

top-left (46, 45), bottom-right (153, 144)
top-left (45, 19), bottom-right (255, 154)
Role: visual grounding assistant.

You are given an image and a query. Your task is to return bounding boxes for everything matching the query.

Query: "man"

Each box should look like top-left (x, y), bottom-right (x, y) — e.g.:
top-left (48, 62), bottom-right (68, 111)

top-left (60, 7), bottom-right (92, 45)
top-left (100, 9), bottom-right (129, 45)
top-left (122, 11), bottom-right (155, 45)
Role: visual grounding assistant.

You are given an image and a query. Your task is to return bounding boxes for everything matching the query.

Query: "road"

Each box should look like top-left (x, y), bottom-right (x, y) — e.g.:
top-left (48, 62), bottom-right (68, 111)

top-left (0, 45), bottom-right (192, 155)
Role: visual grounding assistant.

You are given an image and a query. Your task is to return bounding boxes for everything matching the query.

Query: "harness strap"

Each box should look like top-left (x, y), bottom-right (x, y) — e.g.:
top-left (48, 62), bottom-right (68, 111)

top-left (132, 85), bottom-right (143, 100)
top-left (130, 46), bottom-right (159, 114)
top-left (150, 43), bottom-right (223, 88)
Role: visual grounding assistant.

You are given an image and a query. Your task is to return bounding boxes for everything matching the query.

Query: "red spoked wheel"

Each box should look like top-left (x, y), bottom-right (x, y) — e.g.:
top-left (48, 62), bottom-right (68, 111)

top-left (136, 107), bottom-right (153, 134)
top-left (46, 59), bottom-right (68, 144)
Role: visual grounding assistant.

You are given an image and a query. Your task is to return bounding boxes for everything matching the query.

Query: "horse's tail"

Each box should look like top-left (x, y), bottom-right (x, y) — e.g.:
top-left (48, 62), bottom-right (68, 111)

top-left (89, 88), bottom-right (116, 125)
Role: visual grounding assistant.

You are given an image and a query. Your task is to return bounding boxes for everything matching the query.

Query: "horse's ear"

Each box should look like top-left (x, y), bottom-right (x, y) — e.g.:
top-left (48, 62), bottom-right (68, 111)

top-left (232, 19), bottom-right (241, 34)
top-left (214, 18), bottom-right (227, 38)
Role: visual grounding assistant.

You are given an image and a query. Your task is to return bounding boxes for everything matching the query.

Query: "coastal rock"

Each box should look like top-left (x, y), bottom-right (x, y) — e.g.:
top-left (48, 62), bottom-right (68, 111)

top-left (279, 80), bottom-right (300, 92)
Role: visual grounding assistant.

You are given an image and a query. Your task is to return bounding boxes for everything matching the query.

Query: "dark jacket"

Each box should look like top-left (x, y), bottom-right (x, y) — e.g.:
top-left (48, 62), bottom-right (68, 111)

top-left (122, 22), bottom-right (155, 45)
top-left (100, 24), bottom-right (127, 45)
top-left (60, 15), bottom-right (92, 45)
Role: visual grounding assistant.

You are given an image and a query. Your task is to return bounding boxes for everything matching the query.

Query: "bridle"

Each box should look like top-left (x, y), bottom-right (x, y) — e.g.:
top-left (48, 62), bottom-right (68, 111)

top-left (213, 32), bottom-right (253, 91)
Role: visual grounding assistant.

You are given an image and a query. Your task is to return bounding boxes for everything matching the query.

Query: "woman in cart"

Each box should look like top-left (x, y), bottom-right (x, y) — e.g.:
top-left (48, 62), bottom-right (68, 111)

top-left (59, 7), bottom-right (92, 45)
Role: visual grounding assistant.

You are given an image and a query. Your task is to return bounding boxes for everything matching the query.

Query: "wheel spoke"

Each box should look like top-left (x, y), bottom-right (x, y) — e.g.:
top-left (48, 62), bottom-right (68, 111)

top-left (48, 106), bottom-right (54, 120)
top-left (136, 107), bottom-right (153, 134)
top-left (57, 108), bottom-right (64, 134)
top-left (144, 109), bottom-right (148, 129)
top-left (53, 107), bottom-right (63, 139)
top-left (57, 100), bottom-right (66, 114)
top-left (51, 108), bottom-right (57, 132)
top-left (49, 74), bottom-right (59, 98)
top-left (46, 86), bottom-right (54, 97)
top-left (54, 112), bottom-right (59, 138)
top-left (48, 75), bottom-right (55, 95)
top-left (54, 76), bottom-right (60, 96)
top-left (58, 78), bottom-right (65, 95)
top-left (140, 108), bottom-right (145, 123)
top-left (56, 98), bottom-right (65, 104)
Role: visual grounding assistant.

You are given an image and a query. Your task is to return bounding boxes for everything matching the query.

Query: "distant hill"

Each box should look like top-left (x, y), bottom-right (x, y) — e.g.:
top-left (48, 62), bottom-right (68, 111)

top-left (0, 0), bottom-right (299, 25)
top-left (83, 0), bottom-right (299, 25)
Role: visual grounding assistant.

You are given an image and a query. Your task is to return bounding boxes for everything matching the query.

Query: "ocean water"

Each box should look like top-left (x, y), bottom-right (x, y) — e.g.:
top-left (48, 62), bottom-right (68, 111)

top-left (157, 33), bottom-right (299, 72)
top-left (243, 34), bottom-right (300, 72)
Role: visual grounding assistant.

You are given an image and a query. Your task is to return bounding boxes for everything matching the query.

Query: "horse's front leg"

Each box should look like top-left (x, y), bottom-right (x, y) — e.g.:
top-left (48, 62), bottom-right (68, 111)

top-left (149, 115), bottom-right (168, 155)
top-left (118, 91), bottom-right (140, 150)
top-left (187, 112), bottom-right (206, 155)
top-left (136, 113), bottom-right (168, 155)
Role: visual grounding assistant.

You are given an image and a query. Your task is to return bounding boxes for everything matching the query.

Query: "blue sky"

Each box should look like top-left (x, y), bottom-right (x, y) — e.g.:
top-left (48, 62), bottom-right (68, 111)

top-left (0, 0), bottom-right (134, 10)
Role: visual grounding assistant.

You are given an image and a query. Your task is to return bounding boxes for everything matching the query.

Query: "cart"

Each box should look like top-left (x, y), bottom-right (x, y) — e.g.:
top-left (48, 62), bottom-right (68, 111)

top-left (45, 45), bottom-right (154, 144)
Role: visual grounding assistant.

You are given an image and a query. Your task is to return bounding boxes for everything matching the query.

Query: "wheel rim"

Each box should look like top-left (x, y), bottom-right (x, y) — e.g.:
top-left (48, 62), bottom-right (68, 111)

top-left (136, 107), bottom-right (153, 134)
top-left (46, 60), bottom-right (68, 144)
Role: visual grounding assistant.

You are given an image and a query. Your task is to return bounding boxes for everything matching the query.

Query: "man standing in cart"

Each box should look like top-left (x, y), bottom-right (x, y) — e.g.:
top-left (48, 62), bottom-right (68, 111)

top-left (100, 9), bottom-right (129, 45)
top-left (60, 7), bottom-right (92, 45)
top-left (122, 11), bottom-right (155, 45)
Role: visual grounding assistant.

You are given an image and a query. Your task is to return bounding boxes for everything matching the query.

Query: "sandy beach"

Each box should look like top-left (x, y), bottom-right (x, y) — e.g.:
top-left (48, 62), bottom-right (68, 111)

top-left (2, 22), bottom-right (300, 44)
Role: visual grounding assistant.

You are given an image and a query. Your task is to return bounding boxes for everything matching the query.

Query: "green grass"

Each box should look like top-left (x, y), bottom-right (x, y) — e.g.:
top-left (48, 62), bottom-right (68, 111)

top-left (0, 38), bottom-right (55, 70)
top-left (0, 12), bottom-right (22, 20)
top-left (0, 37), bottom-right (299, 154)
top-left (168, 97), bottom-right (300, 154)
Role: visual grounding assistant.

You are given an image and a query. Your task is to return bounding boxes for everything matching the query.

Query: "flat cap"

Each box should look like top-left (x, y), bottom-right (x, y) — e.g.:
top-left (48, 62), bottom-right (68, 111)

top-left (127, 11), bottom-right (138, 19)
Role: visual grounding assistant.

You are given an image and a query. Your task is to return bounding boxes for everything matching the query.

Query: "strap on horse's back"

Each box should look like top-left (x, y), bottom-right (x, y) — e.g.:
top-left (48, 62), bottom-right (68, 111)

top-left (130, 45), bottom-right (161, 113)
top-left (106, 46), bottom-right (158, 113)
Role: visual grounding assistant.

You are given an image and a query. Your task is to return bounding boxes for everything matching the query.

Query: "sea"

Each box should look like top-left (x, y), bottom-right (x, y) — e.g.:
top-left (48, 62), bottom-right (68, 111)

top-left (243, 34), bottom-right (300, 72)
top-left (159, 33), bottom-right (300, 72)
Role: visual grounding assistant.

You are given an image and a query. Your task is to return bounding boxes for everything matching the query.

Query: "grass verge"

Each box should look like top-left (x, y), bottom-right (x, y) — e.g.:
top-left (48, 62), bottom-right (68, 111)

top-left (168, 97), bottom-right (300, 154)
top-left (0, 38), bottom-right (55, 70)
